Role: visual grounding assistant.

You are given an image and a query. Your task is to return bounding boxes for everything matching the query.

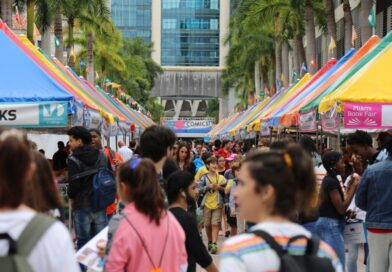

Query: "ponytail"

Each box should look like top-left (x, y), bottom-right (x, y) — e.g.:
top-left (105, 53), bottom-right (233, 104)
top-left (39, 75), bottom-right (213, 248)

top-left (118, 158), bottom-right (165, 225)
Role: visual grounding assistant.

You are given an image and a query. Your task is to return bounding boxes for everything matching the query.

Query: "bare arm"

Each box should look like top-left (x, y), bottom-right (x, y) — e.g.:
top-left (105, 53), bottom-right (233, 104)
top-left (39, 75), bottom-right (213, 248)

top-left (329, 179), bottom-right (359, 214)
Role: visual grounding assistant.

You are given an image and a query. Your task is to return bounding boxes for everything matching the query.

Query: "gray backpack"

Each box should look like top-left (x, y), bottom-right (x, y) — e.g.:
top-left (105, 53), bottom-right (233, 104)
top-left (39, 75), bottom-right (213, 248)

top-left (0, 213), bottom-right (55, 272)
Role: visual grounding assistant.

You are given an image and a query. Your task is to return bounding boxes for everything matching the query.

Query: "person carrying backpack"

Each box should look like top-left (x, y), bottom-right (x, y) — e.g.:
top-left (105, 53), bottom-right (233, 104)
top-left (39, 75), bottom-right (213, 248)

top-left (0, 129), bottom-right (80, 272)
top-left (67, 126), bottom-right (115, 251)
top-left (220, 144), bottom-right (343, 272)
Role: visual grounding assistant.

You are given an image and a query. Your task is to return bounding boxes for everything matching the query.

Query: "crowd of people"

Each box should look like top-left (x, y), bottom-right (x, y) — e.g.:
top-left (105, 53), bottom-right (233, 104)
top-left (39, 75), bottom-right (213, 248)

top-left (0, 125), bottom-right (391, 272)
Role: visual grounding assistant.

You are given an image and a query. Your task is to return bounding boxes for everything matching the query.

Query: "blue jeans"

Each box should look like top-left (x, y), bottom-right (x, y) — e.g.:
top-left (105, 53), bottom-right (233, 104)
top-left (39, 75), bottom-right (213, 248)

top-left (315, 217), bottom-right (345, 268)
top-left (303, 221), bottom-right (318, 236)
top-left (74, 208), bottom-right (108, 250)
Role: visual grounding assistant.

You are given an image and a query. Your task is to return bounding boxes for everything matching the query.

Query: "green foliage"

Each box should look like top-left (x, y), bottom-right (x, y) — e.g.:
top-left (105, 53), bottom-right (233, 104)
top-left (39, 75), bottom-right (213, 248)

top-left (206, 98), bottom-right (219, 123)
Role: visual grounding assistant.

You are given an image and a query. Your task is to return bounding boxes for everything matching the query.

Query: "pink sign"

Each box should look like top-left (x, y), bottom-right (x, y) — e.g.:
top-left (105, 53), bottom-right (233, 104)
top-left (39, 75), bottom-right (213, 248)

top-left (344, 102), bottom-right (392, 129)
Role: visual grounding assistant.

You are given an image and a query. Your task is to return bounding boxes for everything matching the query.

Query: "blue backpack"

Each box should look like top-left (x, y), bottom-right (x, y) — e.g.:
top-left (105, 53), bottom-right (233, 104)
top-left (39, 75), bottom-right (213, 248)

top-left (69, 151), bottom-right (116, 211)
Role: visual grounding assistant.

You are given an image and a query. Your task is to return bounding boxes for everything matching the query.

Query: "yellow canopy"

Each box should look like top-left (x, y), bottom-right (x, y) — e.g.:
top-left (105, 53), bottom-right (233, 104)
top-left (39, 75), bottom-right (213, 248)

top-left (247, 74), bottom-right (312, 131)
top-left (319, 43), bottom-right (392, 113)
top-left (229, 98), bottom-right (270, 136)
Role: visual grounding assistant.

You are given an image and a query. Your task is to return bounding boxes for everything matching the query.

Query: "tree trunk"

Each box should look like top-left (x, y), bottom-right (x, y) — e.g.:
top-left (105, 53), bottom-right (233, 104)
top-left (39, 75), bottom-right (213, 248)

top-left (261, 64), bottom-right (269, 96)
top-left (305, 0), bottom-right (317, 74)
top-left (325, 0), bottom-right (337, 58)
top-left (275, 42), bottom-right (282, 88)
top-left (360, 0), bottom-right (373, 45)
top-left (87, 32), bottom-right (95, 85)
top-left (294, 34), bottom-right (306, 75)
top-left (67, 18), bottom-right (75, 69)
top-left (41, 28), bottom-right (51, 55)
top-left (254, 61), bottom-right (260, 96)
top-left (343, 0), bottom-right (353, 52)
top-left (54, 11), bottom-right (64, 63)
top-left (282, 41), bottom-right (289, 87)
top-left (1, 0), bottom-right (13, 28)
top-left (26, 0), bottom-right (35, 44)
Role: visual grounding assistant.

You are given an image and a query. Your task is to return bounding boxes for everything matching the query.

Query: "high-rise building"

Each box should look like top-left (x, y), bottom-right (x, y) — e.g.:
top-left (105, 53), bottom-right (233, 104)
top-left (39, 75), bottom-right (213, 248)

top-left (111, 0), bottom-right (152, 41)
top-left (112, 0), bottom-right (238, 137)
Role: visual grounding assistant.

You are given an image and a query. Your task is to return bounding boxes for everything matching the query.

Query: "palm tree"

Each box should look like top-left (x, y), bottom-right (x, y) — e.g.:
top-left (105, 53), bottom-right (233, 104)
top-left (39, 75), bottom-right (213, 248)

top-left (343, 0), bottom-right (353, 52)
top-left (304, 0), bottom-right (317, 73)
top-left (1, 0), bottom-right (13, 28)
top-left (54, 10), bottom-right (64, 62)
top-left (325, 0), bottom-right (337, 58)
top-left (26, 0), bottom-right (34, 43)
top-left (360, 0), bottom-right (373, 45)
top-left (35, 0), bottom-right (54, 54)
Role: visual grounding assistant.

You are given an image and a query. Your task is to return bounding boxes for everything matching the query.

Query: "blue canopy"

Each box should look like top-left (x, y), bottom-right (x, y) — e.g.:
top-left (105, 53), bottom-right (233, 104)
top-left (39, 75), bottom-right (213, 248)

top-left (268, 49), bottom-right (357, 127)
top-left (0, 22), bottom-right (72, 103)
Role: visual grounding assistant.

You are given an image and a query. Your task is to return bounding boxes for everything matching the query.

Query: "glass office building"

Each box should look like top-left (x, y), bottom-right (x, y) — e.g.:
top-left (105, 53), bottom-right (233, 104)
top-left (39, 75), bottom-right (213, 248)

top-left (161, 0), bottom-right (220, 66)
top-left (111, 0), bottom-right (152, 40)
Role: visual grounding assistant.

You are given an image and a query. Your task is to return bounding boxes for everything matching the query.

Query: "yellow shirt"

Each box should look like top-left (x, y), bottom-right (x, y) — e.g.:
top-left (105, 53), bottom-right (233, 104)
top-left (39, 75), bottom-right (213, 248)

top-left (195, 166), bottom-right (208, 181)
top-left (204, 174), bottom-right (225, 210)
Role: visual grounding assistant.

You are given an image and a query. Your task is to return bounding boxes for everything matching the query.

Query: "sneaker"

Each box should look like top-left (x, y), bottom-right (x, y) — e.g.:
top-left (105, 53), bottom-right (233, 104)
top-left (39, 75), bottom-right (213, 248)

top-left (210, 243), bottom-right (218, 254)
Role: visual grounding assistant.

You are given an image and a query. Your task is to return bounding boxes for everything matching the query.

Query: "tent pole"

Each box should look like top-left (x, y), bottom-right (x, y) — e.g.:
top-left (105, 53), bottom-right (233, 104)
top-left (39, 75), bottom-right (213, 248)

top-left (269, 127), bottom-right (273, 144)
top-left (337, 110), bottom-right (341, 152)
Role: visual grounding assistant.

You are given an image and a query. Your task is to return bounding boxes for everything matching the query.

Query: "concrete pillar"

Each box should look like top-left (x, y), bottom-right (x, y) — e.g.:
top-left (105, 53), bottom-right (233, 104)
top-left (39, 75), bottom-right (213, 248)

top-left (151, 0), bottom-right (161, 65)
top-left (191, 100), bottom-right (201, 117)
top-left (220, 0), bottom-right (230, 67)
top-left (174, 100), bottom-right (183, 118)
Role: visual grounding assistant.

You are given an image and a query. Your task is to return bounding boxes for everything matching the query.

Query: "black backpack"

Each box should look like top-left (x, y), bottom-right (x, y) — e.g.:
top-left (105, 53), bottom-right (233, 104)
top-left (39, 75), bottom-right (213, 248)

top-left (69, 150), bottom-right (116, 212)
top-left (252, 230), bottom-right (335, 272)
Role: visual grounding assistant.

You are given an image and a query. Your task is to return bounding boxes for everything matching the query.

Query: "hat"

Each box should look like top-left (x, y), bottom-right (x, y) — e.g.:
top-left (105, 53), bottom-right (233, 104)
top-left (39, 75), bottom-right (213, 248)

top-left (322, 151), bottom-right (342, 170)
top-left (226, 154), bottom-right (237, 161)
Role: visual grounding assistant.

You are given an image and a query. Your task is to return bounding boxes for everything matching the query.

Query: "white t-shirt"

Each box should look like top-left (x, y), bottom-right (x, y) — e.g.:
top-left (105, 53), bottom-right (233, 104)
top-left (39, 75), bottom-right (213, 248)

top-left (220, 222), bottom-right (343, 272)
top-left (0, 210), bottom-right (80, 272)
top-left (118, 146), bottom-right (133, 162)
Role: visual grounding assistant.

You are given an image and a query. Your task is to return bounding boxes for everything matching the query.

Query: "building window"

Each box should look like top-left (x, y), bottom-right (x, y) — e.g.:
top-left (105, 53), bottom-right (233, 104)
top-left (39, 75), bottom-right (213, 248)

top-left (111, 0), bottom-right (152, 41)
top-left (161, 0), bottom-right (220, 66)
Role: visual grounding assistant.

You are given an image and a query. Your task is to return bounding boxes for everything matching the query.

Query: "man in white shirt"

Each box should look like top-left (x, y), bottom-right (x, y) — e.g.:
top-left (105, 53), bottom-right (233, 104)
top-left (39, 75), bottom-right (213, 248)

top-left (117, 140), bottom-right (133, 161)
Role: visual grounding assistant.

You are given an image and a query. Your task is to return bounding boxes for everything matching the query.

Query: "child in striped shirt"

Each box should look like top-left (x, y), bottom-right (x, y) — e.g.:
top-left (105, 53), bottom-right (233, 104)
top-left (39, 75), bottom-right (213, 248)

top-left (220, 144), bottom-right (343, 272)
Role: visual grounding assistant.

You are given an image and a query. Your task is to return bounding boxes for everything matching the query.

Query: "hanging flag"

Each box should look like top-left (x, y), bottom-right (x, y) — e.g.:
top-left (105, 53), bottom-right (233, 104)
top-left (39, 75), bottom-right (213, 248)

top-left (311, 55), bottom-right (317, 67)
top-left (54, 36), bottom-right (60, 48)
top-left (301, 62), bottom-right (308, 74)
top-left (368, 6), bottom-right (376, 28)
top-left (352, 25), bottom-right (358, 46)
top-left (280, 73), bottom-right (285, 86)
top-left (292, 70), bottom-right (298, 80)
top-left (69, 47), bottom-right (76, 61)
top-left (33, 24), bottom-right (41, 41)
top-left (328, 37), bottom-right (336, 53)
top-left (15, 6), bottom-right (23, 25)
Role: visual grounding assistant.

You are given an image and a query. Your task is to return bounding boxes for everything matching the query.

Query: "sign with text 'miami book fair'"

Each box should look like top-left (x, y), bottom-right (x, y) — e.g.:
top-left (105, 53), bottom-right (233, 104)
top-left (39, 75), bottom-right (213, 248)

top-left (344, 102), bottom-right (392, 129)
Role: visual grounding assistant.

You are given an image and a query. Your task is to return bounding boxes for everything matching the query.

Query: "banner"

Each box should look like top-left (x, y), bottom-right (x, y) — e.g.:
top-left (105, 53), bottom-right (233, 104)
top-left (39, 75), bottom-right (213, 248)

top-left (163, 118), bottom-right (215, 134)
top-left (321, 105), bottom-right (339, 131)
top-left (344, 102), bottom-right (392, 129)
top-left (260, 122), bottom-right (270, 136)
top-left (0, 102), bottom-right (68, 127)
top-left (299, 109), bottom-right (317, 132)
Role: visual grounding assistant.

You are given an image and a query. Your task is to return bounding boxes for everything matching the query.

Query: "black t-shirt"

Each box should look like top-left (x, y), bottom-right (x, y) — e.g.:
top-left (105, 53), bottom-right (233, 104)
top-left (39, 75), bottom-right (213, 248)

top-left (318, 174), bottom-right (345, 220)
top-left (169, 207), bottom-right (212, 272)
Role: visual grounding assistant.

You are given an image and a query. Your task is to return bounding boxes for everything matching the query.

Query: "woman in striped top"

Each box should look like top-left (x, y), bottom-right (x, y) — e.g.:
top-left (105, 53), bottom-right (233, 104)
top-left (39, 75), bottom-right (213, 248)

top-left (220, 144), bottom-right (344, 272)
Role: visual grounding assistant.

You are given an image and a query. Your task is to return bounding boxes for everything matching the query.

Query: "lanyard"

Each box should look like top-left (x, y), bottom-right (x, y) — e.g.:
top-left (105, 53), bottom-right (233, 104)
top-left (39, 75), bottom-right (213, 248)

top-left (123, 213), bottom-right (170, 271)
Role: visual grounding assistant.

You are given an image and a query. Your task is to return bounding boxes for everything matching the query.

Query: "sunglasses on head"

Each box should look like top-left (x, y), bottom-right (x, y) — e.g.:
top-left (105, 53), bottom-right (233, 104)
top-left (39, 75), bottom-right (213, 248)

top-left (129, 158), bottom-right (141, 170)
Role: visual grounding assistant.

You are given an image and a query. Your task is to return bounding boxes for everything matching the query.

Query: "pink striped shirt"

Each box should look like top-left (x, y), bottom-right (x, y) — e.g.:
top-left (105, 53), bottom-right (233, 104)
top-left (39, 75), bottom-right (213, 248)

top-left (105, 203), bottom-right (188, 272)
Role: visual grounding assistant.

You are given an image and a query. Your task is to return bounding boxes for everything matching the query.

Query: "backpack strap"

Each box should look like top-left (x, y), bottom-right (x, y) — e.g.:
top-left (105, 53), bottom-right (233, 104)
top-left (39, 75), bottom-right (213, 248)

top-left (17, 214), bottom-right (56, 256)
top-left (252, 230), bottom-right (285, 257)
top-left (0, 233), bottom-right (17, 254)
top-left (68, 155), bottom-right (99, 181)
top-left (286, 235), bottom-right (320, 255)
